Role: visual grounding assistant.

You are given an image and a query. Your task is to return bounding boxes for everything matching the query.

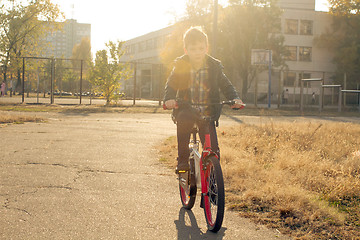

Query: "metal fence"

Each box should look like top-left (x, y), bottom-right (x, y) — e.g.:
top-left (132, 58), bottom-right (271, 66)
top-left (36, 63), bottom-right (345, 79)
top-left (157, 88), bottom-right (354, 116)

top-left (2, 60), bottom-right (359, 110)
top-left (1, 58), bottom-right (167, 105)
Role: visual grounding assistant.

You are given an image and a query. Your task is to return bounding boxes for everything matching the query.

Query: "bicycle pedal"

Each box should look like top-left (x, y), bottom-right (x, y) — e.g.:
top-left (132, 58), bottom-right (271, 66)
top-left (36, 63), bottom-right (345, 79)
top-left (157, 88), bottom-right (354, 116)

top-left (175, 169), bottom-right (188, 174)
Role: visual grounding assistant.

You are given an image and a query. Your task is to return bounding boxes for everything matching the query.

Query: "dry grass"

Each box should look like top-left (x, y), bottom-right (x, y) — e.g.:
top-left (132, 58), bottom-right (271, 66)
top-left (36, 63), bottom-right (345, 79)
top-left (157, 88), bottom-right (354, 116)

top-left (158, 122), bottom-right (360, 239)
top-left (0, 103), bottom-right (165, 114)
top-left (0, 111), bottom-right (44, 124)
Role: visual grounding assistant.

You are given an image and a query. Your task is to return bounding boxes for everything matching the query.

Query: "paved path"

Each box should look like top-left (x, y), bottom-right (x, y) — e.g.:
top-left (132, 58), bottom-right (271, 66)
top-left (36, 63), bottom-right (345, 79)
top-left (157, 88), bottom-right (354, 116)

top-left (3, 111), bottom-right (329, 240)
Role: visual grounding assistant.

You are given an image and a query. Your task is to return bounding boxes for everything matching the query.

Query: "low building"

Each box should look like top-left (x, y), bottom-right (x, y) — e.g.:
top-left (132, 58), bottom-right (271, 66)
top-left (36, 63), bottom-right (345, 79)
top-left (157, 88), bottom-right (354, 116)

top-left (120, 26), bottom-right (174, 98)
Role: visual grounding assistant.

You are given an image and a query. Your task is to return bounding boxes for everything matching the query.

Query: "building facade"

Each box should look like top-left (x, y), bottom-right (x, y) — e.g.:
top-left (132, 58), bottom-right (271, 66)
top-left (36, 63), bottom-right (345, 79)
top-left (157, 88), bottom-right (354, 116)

top-left (43, 19), bottom-right (91, 59)
top-left (273, 0), bottom-right (336, 105)
top-left (120, 26), bottom-right (174, 98)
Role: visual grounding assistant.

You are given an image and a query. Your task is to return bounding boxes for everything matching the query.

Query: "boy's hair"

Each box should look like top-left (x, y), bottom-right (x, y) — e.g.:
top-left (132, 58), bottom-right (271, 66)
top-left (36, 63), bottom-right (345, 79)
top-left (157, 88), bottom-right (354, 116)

top-left (183, 26), bottom-right (208, 49)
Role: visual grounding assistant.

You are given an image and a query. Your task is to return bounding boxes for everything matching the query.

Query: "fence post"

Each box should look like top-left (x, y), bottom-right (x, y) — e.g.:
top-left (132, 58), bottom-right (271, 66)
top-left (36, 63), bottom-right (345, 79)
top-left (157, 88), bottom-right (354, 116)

top-left (277, 70), bottom-right (281, 108)
top-left (338, 86), bottom-right (342, 112)
top-left (267, 50), bottom-right (272, 109)
top-left (133, 62), bottom-right (137, 105)
top-left (22, 58), bottom-right (25, 103)
top-left (300, 79), bottom-right (304, 112)
top-left (319, 83), bottom-right (323, 112)
top-left (80, 60), bottom-right (83, 105)
top-left (50, 58), bottom-right (55, 104)
top-left (158, 64), bottom-right (162, 106)
top-left (343, 72), bottom-right (347, 106)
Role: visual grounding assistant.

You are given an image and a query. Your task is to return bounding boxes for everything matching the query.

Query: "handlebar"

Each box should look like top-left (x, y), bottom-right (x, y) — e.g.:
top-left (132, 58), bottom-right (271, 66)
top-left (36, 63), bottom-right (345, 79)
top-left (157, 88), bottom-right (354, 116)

top-left (220, 100), bottom-right (246, 110)
top-left (163, 100), bottom-right (246, 110)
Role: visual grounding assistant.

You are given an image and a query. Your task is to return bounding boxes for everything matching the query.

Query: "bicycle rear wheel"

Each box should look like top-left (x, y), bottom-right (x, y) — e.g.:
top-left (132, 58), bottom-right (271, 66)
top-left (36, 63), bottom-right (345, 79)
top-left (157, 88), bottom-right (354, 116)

top-left (179, 158), bottom-right (196, 210)
top-left (203, 156), bottom-right (225, 232)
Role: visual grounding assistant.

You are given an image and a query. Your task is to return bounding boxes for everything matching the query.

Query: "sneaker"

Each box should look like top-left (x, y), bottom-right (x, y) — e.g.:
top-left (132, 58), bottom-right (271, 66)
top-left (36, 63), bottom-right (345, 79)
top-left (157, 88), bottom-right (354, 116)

top-left (175, 165), bottom-right (190, 174)
top-left (176, 159), bottom-right (190, 173)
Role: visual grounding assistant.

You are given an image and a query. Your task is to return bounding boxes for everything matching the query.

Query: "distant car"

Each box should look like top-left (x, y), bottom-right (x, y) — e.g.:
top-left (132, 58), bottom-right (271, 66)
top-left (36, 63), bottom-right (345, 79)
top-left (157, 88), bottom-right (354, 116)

top-left (62, 92), bottom-right (72, 96)
top-left (116, 92), bottom-right (125, 98)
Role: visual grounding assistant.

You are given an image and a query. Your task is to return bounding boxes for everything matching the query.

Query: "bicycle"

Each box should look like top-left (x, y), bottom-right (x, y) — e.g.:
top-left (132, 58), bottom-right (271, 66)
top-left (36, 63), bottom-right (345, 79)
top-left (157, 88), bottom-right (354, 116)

top-left (164, 100), bottom-right (245, 232)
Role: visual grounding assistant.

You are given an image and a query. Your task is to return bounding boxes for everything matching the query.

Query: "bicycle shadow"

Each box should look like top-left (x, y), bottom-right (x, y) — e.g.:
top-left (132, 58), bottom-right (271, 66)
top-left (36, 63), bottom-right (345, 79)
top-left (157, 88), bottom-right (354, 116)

top-left (174, 207), bottom-right (226, 240)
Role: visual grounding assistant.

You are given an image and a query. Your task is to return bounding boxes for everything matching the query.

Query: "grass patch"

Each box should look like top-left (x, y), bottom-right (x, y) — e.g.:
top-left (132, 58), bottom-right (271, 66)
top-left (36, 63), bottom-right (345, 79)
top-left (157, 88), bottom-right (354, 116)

top-left (1, 102), bottom-right (360, 117)
top-left (158, 122), bottom-right (360, 239)
top-left (0, 112), bottom-right (44, 124)
top-left (0, 103), bottom-right (166, 114)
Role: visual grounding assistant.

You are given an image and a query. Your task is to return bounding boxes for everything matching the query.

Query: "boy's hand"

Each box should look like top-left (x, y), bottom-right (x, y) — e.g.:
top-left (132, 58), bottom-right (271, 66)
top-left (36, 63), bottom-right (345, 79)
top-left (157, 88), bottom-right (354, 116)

top-left (165, 99), bottom-right (178, 109)
top-left (231, 99), bottom-right (245, 109)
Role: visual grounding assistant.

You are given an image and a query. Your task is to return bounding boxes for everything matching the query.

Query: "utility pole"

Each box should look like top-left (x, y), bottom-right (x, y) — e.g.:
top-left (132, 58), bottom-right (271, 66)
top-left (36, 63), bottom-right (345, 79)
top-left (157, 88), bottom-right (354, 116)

top-left (212, 0), bottom-right (219, 57)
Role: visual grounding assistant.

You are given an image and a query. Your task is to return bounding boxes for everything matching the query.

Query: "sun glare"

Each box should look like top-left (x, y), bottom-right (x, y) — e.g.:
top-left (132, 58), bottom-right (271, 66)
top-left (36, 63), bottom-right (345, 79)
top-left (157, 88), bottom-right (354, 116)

top-left (51, 0), bottom-right (330, 54)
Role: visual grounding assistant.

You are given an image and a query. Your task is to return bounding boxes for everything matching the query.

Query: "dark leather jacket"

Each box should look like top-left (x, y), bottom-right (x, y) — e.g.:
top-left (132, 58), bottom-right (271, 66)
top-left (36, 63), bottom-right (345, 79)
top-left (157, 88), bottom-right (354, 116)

top-left (164, 54), bottom-right (239, 121)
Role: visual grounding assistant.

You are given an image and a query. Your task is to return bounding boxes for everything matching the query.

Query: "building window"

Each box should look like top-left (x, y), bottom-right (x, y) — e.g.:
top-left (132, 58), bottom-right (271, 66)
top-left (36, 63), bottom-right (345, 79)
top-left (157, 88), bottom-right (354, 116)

top-left (284, 72), bottom-right (296, 86)
top-left (285, 19), bottom-right (298, 34)
top-left (299, 47), bottom-right (312, 61)
top-left (300, 20), bottom-right (313, 35)
top-left (285, 46), bottom-right (297, 61)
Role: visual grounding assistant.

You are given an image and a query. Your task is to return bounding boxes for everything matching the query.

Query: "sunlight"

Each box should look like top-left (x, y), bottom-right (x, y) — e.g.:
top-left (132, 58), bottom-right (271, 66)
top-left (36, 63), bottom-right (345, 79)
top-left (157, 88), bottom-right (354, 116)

top-left (52, 0), bottom-right (187, 53)
top-left (50, 0), bottom-right (330, 54)
top-left (315, 0), bottom-right (329, 12)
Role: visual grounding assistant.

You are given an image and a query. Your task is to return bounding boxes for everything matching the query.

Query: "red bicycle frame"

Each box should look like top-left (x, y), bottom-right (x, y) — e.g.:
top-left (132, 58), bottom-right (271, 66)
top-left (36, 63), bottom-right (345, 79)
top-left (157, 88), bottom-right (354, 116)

top-left (199, 124), bottom-right (218, 222)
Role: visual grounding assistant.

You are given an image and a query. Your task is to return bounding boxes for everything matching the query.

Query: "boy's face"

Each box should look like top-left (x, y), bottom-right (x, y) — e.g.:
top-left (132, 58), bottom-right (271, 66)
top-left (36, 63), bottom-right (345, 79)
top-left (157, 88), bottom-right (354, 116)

top-left (184, 41), bottom-right (208, 67)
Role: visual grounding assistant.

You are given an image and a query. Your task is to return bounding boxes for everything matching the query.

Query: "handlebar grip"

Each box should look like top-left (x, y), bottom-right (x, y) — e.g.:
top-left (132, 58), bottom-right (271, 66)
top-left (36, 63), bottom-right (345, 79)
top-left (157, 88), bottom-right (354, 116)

top-left (163, 102), bottom-right (178, 110)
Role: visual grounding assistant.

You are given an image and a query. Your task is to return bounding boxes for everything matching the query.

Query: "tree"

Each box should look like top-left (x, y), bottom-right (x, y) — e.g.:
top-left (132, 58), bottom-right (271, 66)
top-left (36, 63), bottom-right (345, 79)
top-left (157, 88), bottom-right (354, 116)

top-left (72, 37), bottom-right (91, 69)
top-left (316, 0), bottom-right (360, 87)
top-left (89, 40), bottom-right (131, 105)
top-left (218, 0), bottom-right (285, 99)
top-left (71, 37), bottom-right (92, 93)
top-left (0, 0), bottom-right (63, 89)
top-left (160, 0), bottom-right (285, 100)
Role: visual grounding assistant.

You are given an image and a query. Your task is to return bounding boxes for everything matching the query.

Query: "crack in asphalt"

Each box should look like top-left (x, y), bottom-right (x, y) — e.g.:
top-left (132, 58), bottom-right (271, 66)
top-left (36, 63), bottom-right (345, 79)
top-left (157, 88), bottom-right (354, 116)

top-left (2, 190), bottom-right (38, 218)
top-left (1, 161), bottom-right (172, 219)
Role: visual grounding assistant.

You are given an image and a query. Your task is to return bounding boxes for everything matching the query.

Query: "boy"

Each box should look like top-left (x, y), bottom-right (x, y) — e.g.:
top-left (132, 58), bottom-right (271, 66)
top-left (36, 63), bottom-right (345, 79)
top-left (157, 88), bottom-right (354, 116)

top-left (164, 26), bottom-right (244, 173)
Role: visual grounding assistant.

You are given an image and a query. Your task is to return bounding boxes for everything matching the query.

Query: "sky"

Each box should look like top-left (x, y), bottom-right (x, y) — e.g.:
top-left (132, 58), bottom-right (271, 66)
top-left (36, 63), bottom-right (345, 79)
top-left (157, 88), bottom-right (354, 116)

top-left (51, 0), bottom-right (330, 55)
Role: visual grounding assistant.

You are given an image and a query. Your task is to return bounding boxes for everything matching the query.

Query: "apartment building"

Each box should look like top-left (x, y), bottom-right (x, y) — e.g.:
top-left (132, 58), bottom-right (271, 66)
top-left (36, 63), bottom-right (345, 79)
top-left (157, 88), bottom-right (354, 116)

top-left (121, 0), bottom-right (335, 103)
top-left (274, 0), bottom-right (335, 105)
top-left (43, 19), bottom-right (91, 59)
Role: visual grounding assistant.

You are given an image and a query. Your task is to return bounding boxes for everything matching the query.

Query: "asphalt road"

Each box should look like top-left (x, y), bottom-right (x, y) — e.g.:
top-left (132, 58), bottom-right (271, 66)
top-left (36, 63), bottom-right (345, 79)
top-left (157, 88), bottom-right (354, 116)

top-left (5, 111), bottom-right (350, 239)
top-left (0, 107), bottom-right (359, 240)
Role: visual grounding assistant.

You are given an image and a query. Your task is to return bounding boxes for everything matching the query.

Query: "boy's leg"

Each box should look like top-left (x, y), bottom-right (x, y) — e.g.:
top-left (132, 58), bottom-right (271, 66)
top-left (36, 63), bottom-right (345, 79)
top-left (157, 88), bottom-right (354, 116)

top-left (176, 109), bottom-right (195, 171)
top-left (209, 122), bottom-right (220, 159)
top-left (198, 121), bottom-right (220, 159)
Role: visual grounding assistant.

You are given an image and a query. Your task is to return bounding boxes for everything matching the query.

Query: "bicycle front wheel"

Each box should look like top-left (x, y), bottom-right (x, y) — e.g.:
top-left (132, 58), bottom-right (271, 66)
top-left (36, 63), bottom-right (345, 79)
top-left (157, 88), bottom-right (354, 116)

top-left (203, 156), bottom-right (225, 232)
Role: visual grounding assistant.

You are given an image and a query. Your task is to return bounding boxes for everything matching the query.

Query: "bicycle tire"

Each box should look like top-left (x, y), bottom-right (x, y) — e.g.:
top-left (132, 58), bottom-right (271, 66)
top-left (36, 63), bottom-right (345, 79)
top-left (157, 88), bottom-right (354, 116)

top-left (179, 158), bottom-right (196, 210)
top-left (203, 155), bottom-right (225, 232)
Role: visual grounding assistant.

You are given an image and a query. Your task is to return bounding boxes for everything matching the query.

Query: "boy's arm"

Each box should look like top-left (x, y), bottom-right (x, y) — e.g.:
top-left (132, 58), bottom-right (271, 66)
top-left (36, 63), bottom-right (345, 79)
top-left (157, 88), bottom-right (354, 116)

top-left (218, 68), bottom-right (245, 109)
top-left (164, 67), bottom-right (181, 109)
top-left (163, 67), bottom-right (177, 102)
top-left (218, 70), bottom-right (240, 100)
